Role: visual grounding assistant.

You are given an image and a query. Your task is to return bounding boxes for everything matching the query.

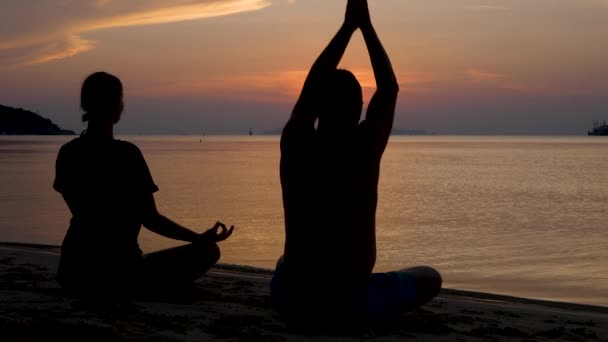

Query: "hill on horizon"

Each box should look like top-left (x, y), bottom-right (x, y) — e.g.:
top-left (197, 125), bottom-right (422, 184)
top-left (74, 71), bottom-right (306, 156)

top-left (0, 105), bottom-right (74, 135)
top-left (260, 127), bottom-right (433, 135)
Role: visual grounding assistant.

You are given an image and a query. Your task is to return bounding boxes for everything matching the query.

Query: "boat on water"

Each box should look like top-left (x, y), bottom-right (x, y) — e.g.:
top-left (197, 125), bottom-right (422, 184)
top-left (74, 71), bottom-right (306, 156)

top-left (588, 120), bottom-right (608, 136)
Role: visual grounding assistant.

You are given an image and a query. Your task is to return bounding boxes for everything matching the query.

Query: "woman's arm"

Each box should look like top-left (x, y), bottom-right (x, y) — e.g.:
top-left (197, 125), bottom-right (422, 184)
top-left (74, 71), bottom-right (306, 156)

top-left (141, 194), bottom-right (233, 243)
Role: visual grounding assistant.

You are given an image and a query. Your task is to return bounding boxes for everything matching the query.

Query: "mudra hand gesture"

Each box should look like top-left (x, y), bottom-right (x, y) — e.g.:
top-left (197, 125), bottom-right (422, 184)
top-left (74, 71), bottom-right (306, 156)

top-left (199, 221), bottom-right (235, 243)
top-left (345, 0), bottom-right (372, 29)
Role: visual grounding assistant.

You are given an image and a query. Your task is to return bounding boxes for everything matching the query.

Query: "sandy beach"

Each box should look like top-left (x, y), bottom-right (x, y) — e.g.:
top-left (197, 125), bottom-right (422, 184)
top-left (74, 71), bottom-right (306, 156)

top-left (0, 244), bottom-right (606, 341)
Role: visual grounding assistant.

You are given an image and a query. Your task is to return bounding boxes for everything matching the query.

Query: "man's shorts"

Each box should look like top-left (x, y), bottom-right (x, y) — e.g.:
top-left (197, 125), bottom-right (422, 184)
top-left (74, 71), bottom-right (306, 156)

top-left (270, 258), bottom-right (417, 321)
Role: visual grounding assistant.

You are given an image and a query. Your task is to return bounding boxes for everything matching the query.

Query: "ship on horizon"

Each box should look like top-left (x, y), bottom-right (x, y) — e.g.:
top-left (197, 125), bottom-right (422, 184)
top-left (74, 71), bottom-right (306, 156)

top-left (588, 120), bottom-right (608, 136)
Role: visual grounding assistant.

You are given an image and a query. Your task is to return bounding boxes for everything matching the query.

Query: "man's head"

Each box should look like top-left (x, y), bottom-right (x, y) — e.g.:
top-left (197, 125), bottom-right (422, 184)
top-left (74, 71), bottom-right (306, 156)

top-left (316, 69), bottom-right (363, 135)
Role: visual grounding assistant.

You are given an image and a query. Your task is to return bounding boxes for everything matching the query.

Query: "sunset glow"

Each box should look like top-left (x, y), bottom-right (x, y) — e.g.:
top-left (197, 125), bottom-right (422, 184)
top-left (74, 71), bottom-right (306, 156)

top-left (0, 0), bottom-right (606, 134)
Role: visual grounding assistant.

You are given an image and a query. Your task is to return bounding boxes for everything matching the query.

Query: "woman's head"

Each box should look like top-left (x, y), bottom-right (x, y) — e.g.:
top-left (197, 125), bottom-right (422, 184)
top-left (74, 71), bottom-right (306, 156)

top-left (81, 72), bottom-right (123, 124)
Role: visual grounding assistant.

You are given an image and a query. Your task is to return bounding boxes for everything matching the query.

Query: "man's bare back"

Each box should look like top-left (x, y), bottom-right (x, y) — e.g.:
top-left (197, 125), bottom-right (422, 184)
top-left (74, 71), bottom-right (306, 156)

top-left (272, 0), bottom-right (441, 324)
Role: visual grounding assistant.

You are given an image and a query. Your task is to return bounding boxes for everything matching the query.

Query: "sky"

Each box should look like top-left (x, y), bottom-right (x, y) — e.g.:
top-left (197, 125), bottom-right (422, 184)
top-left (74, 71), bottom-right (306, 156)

top-left (1, 0), bottom-right (607, 135)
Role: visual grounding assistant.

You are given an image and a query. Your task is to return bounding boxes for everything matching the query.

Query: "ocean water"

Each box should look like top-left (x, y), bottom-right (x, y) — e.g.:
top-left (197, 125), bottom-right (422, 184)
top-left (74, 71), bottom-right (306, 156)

top-left (0, 135), bottom-right (606, 306)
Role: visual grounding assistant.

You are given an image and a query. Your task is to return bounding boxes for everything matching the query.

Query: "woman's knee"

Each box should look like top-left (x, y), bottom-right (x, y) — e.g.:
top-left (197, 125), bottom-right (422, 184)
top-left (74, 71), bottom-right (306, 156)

top-left (191, 240), bottom-right (220, 262)
top-left (206, 242), bottom-right (220, 264)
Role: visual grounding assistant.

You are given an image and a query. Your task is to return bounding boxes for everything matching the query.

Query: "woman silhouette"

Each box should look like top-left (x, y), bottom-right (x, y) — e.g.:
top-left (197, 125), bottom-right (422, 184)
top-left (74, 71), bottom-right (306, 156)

top-left (54, 71), bottom-right (234, 294)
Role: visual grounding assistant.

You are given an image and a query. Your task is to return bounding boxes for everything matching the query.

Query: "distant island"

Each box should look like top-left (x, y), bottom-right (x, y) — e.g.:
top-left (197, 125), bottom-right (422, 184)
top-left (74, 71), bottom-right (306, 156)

top-left (0, 105), bottom-right (75, 135)
top-left (260, 127), bottom-right (434, 135)
top-left (391, 128), bottom-right (434, 135)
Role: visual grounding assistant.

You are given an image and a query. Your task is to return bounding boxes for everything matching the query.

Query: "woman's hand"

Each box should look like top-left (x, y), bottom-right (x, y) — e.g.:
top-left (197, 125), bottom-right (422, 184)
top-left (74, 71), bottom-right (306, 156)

top-left (199, 221), bottom-right (235, 243)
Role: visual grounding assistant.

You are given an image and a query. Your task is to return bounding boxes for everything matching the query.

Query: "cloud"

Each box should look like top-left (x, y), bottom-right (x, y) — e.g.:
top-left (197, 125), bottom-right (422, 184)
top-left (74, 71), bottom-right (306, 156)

top-left (131, 70), bottom-right (306, 103)
top-left (0, 35), bottom-right (97, 66)
top-left (466, 69), bottom-right (506, 82)
top-left (587, 0), bottom-right (608, 8)
top-left (131, 68), bottom-right (436, 104)
top-left (465, 0), bottom-right (608, 12)
top-left (131, 70), bottom-right (309, 104)
top-left (463, 68), bottom-right (600, 96)
top-left (466, 68), bottom-right (539, 93)
top-left (0, 0), bottom-right (270, 67)
top-left (465, 5), bottom-right (510, 12)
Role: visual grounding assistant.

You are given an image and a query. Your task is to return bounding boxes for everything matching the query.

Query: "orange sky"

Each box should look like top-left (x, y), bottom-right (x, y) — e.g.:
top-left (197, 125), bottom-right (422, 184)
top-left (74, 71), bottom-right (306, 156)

top-left (1, 0), bottom-right (607, 134)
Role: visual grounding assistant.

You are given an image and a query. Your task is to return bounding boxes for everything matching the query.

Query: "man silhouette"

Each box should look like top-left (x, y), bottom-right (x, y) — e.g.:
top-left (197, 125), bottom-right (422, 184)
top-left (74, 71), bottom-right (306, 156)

top-left (272, 0), bottom-right (442, 323)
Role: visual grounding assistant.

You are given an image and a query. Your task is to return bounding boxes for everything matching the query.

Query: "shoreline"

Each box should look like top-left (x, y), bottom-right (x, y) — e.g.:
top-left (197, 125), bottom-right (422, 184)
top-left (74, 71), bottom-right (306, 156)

top-left (212, 263), bottom-right (608, 314)
top-left (1, 241), bottom-right (606, 312)
top-left (1, 244), bottom-right (607, 341)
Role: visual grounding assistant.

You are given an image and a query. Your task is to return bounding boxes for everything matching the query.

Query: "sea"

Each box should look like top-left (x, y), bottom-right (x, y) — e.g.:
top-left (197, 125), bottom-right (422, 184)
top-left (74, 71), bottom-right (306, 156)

top-left (0, 135), bottom-right (606, 306)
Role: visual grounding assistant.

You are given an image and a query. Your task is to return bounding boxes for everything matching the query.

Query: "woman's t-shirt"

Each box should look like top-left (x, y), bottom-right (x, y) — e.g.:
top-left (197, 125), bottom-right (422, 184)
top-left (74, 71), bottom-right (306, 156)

top-left (54, 136), bottom-right (158, 281)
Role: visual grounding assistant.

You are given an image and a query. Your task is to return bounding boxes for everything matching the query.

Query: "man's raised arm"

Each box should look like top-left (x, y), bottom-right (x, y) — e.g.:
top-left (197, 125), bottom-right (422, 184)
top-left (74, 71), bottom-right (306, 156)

top-left (357, 0), bottom-right (399, 150)
top-left (288, 3), bottom-right (360, 128)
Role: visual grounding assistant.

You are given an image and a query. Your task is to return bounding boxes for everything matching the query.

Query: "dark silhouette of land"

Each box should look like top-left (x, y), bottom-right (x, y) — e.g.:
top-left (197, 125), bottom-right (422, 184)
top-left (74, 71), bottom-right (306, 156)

top-left (272, 0), bottom-right (441, 326)
top-left (391, 128), bottom-right (434, 135)
top-left (262, 127), bottom-right (434, 135)
top-left (0, 105), bottom-right (74, 135)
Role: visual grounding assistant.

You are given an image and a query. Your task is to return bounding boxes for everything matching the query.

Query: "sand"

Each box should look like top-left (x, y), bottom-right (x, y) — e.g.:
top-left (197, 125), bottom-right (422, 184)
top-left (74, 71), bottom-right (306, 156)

top-left (0, 244), bottom-right (606, 341)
